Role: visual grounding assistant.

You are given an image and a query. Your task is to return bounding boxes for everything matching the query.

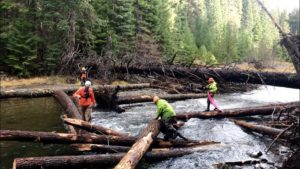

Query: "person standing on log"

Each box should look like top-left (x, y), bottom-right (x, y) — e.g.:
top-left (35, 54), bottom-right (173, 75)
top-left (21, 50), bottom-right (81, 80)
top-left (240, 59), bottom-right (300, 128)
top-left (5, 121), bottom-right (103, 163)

top-left (153, 96), bottom-right (188, 141)
top-left (73, 81), bottom-right (97, 122)
top-left (80, 67), bottom-right (87, 86)
top-left (204, 77), bottom-right (220, 111)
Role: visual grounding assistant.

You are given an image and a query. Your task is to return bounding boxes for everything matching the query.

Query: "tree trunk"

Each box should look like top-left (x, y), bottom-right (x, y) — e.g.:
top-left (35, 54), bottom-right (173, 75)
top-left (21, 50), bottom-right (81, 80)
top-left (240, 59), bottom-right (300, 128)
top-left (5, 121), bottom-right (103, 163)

top-left (114, 66), bottom-right (300, 89)
top-left (53, 90), bottom-right (82, 120)
top-left (234, 120), bottom-right (290, 138)
top-left (176, 101), bottom-right (300, 121)
top-left (0, 83), bottom-right (151, 99)
top-left (255, 0), bottom-right (300, 75)
top-left (63, 118), bottom-right (128, 137)
top-left (114, 120), bottom-right (161, 169)
top-left (13, 144), bottom-right (221, 169)
top-left (0, 130), bottom-right (218, 148)
top-left (117, 93), bottom-right (207, 104)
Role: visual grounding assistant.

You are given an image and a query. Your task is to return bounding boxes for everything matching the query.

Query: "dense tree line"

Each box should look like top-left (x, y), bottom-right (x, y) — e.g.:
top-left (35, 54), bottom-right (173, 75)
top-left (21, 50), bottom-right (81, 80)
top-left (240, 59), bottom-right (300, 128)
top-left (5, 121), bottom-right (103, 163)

top-left (0, 0), bottom-right (298, 77)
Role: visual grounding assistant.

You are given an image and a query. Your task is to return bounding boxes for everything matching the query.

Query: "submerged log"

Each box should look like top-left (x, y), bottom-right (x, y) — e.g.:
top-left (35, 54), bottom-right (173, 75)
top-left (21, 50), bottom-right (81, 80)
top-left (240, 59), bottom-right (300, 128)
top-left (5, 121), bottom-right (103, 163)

top-left (114, 120), bottom-right (161, 169)
top-left (176, 101), bottom-right (300, 121)
top-left (13, 144), bottom-right (222, 169)
top-left (117, 93), bottom-right (207, 104)
top-left (63, 118), bottom-right (128, 137)
top-left (114, 66), bottom-right (300, 89)
top-left (0, 129), bottom-right (219, 148)
top-left (0, 83), bottom-right (151, 99)
top-left (234, 120), bottom-right (290, 138)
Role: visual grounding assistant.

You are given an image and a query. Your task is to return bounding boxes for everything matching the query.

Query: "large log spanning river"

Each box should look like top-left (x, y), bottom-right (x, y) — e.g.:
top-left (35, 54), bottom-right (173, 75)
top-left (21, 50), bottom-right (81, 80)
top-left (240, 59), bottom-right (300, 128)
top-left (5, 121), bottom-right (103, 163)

top-left (0, 85), bottom-right (299, 169)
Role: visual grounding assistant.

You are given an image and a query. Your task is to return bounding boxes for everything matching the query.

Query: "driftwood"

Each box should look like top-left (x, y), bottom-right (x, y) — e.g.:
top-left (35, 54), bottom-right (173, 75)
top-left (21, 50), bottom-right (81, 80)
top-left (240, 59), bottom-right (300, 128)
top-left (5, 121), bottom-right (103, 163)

top-left (234, 120), bottom-right (290, 138)
top-left (0, 129), bottom-right (219, 148)
top-left (114, 66), bottom-right (300, 89)
top-left (0, 83), bottom-right (151, 99)
top-left (114, 120), bottom-right (161, 169)
top-left (117, 93), bottom-right (207, 104)
top-left (63, 118), bottom-right (128, 137)
top-left (13, 144), bottom-right (222, 169)
top-left (176, 101), bottom-right (300, 121)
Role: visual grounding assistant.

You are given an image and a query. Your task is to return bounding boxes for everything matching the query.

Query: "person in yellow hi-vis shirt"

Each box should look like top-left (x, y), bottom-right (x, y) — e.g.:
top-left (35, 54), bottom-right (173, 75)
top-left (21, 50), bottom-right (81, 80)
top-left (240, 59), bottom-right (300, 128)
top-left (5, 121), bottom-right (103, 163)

top-left (204, 77), bottom-right (221, 111)
top-left (153, 96), bottom-right (188, 141)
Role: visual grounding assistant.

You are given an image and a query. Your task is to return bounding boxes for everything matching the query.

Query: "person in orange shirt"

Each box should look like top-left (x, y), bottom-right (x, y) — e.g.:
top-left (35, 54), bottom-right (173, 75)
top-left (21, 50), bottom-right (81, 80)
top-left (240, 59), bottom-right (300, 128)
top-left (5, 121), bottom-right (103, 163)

top-left (80, 67), bottom-right (87, 86)
top-left (73, 81), bottom-right (97, 122)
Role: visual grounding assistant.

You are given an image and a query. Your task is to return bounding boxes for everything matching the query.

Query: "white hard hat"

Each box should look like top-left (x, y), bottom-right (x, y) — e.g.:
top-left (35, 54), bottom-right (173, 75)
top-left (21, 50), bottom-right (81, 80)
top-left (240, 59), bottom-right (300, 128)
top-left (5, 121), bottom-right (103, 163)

top-left (85, 81), bottom-right (92, 87)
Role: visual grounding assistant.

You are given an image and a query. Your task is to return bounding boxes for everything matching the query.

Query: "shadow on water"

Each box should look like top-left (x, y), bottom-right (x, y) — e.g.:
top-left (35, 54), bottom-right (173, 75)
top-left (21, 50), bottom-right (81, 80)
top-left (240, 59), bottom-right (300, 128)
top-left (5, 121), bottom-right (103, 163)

top-left (0, 85), bottom-right (299, 169)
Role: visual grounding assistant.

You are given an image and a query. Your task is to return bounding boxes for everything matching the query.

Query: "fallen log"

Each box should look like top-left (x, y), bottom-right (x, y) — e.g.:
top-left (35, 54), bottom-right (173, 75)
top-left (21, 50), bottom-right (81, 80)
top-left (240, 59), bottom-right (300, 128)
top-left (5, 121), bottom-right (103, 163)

top-left (117, 93), bottom-right (207, 104)
top-left (63, 118), bottom-right (128, 137)
top-left (0, 83), bottom-right (151, 99)
top-left (114, 119), bottom-right (161, 169)
top-left (176, 101), bottom-right (300, 121)
top-left (114, 66), bottom-right (300, 89)
top-left (215, 159), bottom-right (269, 169)
top-left (234, 120), bottom-right (290, 138)
top-left (71, 144), bottom-right (131, 153)
top-left (73, 139), bottom-right (220, 153)
top-left (0, 129), bottom-right (219, 148)
top-left (13, 144), bottom-right (222, 169)
top-left (53, 91), bottom-right (82, 120)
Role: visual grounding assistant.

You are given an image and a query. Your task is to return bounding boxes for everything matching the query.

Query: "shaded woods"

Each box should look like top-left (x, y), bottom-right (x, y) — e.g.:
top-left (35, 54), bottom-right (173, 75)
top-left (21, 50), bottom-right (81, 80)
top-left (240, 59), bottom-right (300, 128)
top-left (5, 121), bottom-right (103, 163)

top-left (0, 0), bottom-right (299, 77)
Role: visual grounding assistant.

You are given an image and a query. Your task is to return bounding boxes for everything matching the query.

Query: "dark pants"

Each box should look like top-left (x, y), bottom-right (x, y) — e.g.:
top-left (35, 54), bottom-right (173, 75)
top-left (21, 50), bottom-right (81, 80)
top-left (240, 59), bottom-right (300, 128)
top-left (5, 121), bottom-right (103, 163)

top-left (81, 77), bottom-right (86, 86)
top-left (80, 105), bottom-right (92, 122)
top-left (160, 117), bottom-right (178, 140)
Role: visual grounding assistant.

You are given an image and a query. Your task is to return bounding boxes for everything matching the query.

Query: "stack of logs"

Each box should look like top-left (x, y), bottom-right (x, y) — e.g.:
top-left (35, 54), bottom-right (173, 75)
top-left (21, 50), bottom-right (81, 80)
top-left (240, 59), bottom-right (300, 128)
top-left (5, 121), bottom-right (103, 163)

top-left (1, 90), bottom-right (299, 169)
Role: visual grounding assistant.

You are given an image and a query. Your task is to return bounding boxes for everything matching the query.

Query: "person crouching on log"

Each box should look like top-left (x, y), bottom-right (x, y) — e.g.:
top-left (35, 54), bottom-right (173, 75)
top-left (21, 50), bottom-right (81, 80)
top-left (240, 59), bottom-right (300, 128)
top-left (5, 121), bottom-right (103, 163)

top-left (204, 77), bottom-right (221, 111)
top-left (153, 96), bottom-right (188, 141)
top-left (73, 81), bottom-right (97, 122)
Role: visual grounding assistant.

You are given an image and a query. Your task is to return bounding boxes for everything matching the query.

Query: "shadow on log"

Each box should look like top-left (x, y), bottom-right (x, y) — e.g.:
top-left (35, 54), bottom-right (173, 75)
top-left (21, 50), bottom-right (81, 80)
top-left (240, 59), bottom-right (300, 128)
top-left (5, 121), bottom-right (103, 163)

top-left (13, 144), bottom-right (222, 169)
top-left (114, 119), bottom-right (161, 169)
top-left (176, 101), bottom-right (300, 121)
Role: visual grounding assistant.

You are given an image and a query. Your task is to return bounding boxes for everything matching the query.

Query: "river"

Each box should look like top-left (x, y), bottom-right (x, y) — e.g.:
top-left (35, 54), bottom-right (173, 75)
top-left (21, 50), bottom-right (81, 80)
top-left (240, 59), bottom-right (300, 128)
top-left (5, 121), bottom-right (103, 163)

top-left (0, 85), bottom-right (299, 169)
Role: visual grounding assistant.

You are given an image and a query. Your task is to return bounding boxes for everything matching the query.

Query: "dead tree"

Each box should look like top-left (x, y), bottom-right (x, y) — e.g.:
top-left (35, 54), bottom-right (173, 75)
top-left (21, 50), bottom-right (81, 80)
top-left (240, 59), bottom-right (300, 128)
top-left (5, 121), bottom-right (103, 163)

top-left (0, 129), bottom-right (218, 148)
top-left (13, 144), bottom-right (222, 169)
top-left (63, 118), bottom-right (128, 137)
top-left (176, 102), bottom-right (300, 121)
top-left (255, 0), bottom-right (300, 75)
top-left (234, 120), bottom-right (290, 138)
top-left (114, 120), bottom-right (161, 169)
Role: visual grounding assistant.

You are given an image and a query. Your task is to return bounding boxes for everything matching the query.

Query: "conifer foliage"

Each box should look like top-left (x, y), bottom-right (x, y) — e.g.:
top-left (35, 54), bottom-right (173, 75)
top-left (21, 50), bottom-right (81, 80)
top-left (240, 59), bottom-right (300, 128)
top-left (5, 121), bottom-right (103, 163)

top-left (0, 0), bottom-right (296, 76)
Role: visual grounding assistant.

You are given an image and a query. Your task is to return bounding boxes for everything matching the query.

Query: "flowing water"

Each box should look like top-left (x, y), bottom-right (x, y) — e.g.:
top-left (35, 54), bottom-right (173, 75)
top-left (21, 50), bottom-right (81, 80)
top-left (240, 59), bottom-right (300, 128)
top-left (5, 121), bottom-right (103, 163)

top-left (0, 85), bottom-right (299, 169)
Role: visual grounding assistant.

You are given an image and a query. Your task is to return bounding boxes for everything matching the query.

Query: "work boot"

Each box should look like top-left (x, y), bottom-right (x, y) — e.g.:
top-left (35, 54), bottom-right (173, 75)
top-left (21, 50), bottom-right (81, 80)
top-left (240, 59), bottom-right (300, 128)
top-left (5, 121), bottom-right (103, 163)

top-left (163, 135), bottom-right (170, 141)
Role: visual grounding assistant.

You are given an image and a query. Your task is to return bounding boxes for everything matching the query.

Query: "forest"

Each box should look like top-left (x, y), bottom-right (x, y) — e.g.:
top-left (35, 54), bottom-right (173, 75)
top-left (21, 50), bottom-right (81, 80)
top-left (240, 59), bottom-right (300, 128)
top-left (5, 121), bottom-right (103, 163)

top-left (1, 1), bottom-right (300, 169)
top-left (0, 0), bottom-right (299, 77)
